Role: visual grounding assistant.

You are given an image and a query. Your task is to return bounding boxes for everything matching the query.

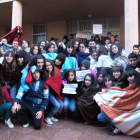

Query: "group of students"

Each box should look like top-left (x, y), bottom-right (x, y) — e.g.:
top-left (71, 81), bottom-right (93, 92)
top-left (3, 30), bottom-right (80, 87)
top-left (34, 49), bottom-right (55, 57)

top-left (0, 32), bottom-right (140, 137)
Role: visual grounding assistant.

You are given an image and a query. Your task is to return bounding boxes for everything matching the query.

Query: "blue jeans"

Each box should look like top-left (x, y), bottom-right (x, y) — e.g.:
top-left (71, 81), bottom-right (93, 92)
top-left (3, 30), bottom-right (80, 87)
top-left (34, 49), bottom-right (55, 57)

top-left (0, 103), bottom-right (12, 120)
top-left (63, 97), bottom-right (77, 112)
top-left (98, 109), bottom-right (116, 128)
top-left (47, 94), bottom-right (63, 118)
top-left (5, 82), bottom-right (17, 102)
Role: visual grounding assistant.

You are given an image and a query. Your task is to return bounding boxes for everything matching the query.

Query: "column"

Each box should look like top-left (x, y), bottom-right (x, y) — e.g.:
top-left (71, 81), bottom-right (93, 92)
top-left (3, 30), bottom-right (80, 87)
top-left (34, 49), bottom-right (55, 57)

top-left (12, 1), bottom-right (22, 29)
top-left (124, 0), bottom-right (138, 54)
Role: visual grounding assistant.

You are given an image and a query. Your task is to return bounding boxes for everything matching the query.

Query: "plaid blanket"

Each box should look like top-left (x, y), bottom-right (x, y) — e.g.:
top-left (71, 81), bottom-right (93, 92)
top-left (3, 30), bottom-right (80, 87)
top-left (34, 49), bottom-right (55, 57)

top-left (1, 26), bottom-right (24, 46)
top-left (94, 85), bottom-right (140, 137)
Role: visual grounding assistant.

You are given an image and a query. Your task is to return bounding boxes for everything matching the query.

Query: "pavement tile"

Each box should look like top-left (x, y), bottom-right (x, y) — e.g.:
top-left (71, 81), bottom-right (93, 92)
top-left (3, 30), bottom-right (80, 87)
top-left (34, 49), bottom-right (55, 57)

top-left (0, 121), bottom-right (10, 135)
top-left (107, 135), bottom-right (135, 140)
top-left (51, 128), bottom-right (82, 140)
top-left (21, 135), bottom-right (49, 140)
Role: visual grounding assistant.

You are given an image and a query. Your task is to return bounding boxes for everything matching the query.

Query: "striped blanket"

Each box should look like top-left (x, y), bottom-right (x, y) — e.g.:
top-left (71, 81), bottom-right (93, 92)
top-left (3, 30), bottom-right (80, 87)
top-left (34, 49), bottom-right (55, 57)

top-left (94, 85), bottom-right (140, 137)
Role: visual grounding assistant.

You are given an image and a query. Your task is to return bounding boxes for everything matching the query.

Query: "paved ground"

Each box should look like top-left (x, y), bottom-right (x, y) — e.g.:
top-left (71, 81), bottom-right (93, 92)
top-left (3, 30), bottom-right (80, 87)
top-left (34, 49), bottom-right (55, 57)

top-left (0, 117), bottom-right (139, 140)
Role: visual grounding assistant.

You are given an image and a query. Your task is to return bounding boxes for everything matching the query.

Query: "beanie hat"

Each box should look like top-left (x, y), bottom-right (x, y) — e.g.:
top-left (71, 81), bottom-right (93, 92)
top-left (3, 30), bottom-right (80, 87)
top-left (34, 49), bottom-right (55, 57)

top-left (80, 59), bottom-right (90, 69)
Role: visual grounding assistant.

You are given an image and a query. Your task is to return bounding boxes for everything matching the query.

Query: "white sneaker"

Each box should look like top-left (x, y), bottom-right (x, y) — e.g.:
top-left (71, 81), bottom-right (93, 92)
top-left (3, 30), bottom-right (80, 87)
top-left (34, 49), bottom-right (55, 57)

top-left (50, 117), bottom-right (58, 122)
top-left (23, 122), bottom-right (29, 128)
top-left (5, 119), bottom-right (14, 128)
top-left (45, 118), bottom-right (53, 125)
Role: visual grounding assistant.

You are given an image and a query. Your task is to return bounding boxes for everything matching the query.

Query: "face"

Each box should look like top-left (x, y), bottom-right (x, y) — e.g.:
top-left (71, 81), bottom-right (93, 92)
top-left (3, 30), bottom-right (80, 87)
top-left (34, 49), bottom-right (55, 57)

top-left (17, 46), bottom-right (22, 51)
top-left (55, 59), bottom-right (62, 66)
top-left (129, 57), bottom-right (138, 67)
top-left (133, 47), bottom-right (139, 55)
top-left (37, 59), bottom-right (44, 70)
top-left (5, 53), bottom-right (13, 63)
top-left (32, 71), bottom-right (40, 80)
top-left (85, 75), bottom-right (92, 87)
top-left (74, 41), bottom-right (79, 50)
top-left (45, 62), bottom-right (53, 73)
top-left (105, 40), bottom-right (110, 45)
top-left (97, 74), bottom-right (103, 83)
top-left (81, 64), bottom-right (87, 70)
top-left (96, 45), bottom-right (100, 52)
top-left (1, 38), bottom-right (7, 44)
top-left (17, 57), bottom-right (24, 64)
top-left (40, 46), bottom-right (44, 54)
top-left (79, 44), bottom-right (86, 53)
top-left (107, 44), bottom-right (112, 52)
top-left (111, 36), bottom-right (114, 42)
top-left (22, 41), bottom-right (29, 48)
top-left (13, 41), bottom-right (19, 49)
top-left (40, 41), bottom-right (45, 46)
top-left (67, 47), bottom-right (73, 53)
top-left (89, 41), bottom-right (96, 49)
top-left (48, 45), bottom-right (55, 53)
top-left (112, 45), bottom-right (118, 54)
top-left (127, 75), bottom-right (135, 84)
top-left (113, 71), bottom-right (121, 79)
top-left (107, 34), bottom-right (111, 38)
top-left (33, 46), bottom-right (39, 55)
top-left (68, 72), bottom-right (75, 81)
top-left (105, 79), bottom-right (112, 88)
top-left (92, 52), bottom-right (98, 60)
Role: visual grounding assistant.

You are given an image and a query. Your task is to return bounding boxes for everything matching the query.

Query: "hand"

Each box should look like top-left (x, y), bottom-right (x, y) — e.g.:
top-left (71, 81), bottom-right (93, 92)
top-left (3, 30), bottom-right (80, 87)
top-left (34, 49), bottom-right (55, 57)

top-left (60, 69), bottom-right (63, 72)
top-left (36, 111), bottom-right (43, 119)
top-left (84, 49), bottom-right (89, 54)
top-left (11, 102), bottom-right (19, 114)
top-left (7, 85), bottom-right (11, 89)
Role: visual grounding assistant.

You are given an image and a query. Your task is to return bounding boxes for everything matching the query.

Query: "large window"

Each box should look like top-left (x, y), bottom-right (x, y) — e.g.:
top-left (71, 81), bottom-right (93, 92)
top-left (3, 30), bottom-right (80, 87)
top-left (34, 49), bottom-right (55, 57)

top-left (32, 24), bottom-right (46, 44)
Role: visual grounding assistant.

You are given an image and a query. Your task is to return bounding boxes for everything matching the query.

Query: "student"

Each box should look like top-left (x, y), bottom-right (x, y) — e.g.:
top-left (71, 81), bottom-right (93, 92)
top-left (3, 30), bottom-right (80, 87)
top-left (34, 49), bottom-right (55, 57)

top-left (0, 84), bottom-right (14, 128)
top-left (77, 74), bottom-right (100, 125)
top-left (12, 66), bottom-right (49, 129)
top-left (15, 50), bottom-right (30, 72)
top-left (61, 69), bottom-right (77, 119)
top-left (44, 59), bottom-right (64, 125)
top-left (94, 68), bottom-right (140, 137)
top-left (110, 43), bottom-right (128, 70)
top-left (125, 53), bottom-right (140, 70)
top-left (97, 46), bottom-right (113, 74)
top-left (94, 35), bottom-right (100, 43)
top-left (107, 42), bottom-right (112, 56)
top-left (88, 50), bottom-right (98, 73)
top-left (30, 45), bottom-right (41, 58)
top-left (104, 38), bottom-right (110, 49)
top-left (110, 35), bottom-right (115, 43)
top-left (95, 43), bottom-right (102, 52)
top-left (97, 70), bottom-right (107, 89)
top-left (111, 66), bottom-right (128, 88)
top-left (76, 59), bottom-right (97, 80)
top-left (132, 45), bottom-right (140, 61)
top-left (88, 39), bottom-right (96, 52)
top-left (77, 42), bottom-right (89, 66)
top-left (73, 39), bottom-right (79, 52)
top-left (0, 51), bottom-right (20, 101)
top-left (21, 39), bottom-right (30, 52)
top-left (13, 41), bottom-right (19, 53)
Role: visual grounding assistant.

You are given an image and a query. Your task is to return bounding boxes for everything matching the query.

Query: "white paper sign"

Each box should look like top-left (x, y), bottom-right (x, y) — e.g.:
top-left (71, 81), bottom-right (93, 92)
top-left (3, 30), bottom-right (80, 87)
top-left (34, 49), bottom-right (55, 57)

top-left (76, 70), bottom-right (91, 81)
top-left (93, 24), bottom-right (102, 34)
top-left (62, 84), bottom-right (78, 94)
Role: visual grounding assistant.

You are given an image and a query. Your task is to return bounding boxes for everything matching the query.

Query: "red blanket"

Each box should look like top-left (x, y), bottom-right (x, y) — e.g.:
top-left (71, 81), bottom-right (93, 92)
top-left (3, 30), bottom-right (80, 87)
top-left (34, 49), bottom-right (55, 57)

top-left (1, 26), bottom-right (24, 45)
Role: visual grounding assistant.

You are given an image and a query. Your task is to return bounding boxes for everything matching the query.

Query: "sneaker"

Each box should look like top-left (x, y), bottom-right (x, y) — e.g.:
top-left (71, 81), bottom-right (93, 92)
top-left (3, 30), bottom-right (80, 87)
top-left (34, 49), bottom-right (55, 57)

top-left (5, 119), bottom-right (14, 128)
top-left (108, 127), bottom-right (121, 135)
top-left (50, 117), bottom-right (58, 122)
top-left (45, 118), bottom-right (53, 124)
top-left (23, 122), bottom-right (29, 128)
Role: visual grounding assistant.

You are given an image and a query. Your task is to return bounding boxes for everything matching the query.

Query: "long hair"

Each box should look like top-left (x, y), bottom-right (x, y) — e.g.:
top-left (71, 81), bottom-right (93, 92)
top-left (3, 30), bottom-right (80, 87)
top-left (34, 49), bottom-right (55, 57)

top-left (46, 42), bottom-right (54, 53)
top-left (65, 43), bottom-right (77, 58)
top-left (64, 69), bottom-right (76, 83)
top-left (3, 50), bottom-right (17, 72)
top-left (110, 43), bottom-right (122, 60)
top-left (0, 83), bottom-right (3, 101)
top-left (44, 59), bottom-right (57, 79)
top-left (103, 75), bottom-right (113, 88)
top-left (30, 44), bottom-right (41, 55)
top-left (125, 68), bottom-right (140, 87)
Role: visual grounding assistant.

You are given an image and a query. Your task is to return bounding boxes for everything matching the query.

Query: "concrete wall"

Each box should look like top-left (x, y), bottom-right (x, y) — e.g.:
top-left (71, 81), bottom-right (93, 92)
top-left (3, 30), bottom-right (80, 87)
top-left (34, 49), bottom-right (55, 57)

top-left (22, 24), bottom-right (32, 46)
top-left (47, 20), bottom-right (67, 40)
top-left (0, 27), bottom-right (5, 39)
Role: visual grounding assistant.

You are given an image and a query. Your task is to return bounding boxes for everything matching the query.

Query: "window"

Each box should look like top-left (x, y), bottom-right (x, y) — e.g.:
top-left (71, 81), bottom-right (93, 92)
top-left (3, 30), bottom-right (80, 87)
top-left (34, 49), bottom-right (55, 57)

top-left (32, 24), bottom-right (46, 44)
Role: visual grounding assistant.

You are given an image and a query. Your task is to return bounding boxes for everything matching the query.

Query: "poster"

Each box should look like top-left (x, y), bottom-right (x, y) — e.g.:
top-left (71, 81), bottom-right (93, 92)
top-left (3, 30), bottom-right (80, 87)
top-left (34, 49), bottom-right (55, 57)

top-left (93, 24), bottom-right (102, 34)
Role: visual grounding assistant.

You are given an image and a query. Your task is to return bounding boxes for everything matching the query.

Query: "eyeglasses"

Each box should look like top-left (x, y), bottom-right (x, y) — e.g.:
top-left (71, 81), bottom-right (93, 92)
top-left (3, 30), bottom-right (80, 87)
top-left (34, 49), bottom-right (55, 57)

top-left (112, 47), bottom-right (118, 50)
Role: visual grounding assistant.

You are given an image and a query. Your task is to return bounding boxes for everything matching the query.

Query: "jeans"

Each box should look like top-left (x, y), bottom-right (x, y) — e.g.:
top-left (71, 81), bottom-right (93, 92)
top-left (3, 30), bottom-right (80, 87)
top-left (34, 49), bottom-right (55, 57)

top-left (47, 94), bottom-right (63, 118)
top-left (63, 97), bottom-right (77, 112)
top-left (5, 82), bottom-right (17, 102)
top-left (0, 103), bottom-right (12, 120)
top-left (98, 109), bottom-right (116, 128)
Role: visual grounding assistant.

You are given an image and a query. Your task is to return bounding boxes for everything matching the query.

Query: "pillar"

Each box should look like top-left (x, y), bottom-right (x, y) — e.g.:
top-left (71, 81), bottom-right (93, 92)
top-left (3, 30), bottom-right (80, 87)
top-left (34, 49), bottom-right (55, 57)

top-left (124, 0), bottom-right (138, 54)
top-left (12, 1), bottom-right (22, 29)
